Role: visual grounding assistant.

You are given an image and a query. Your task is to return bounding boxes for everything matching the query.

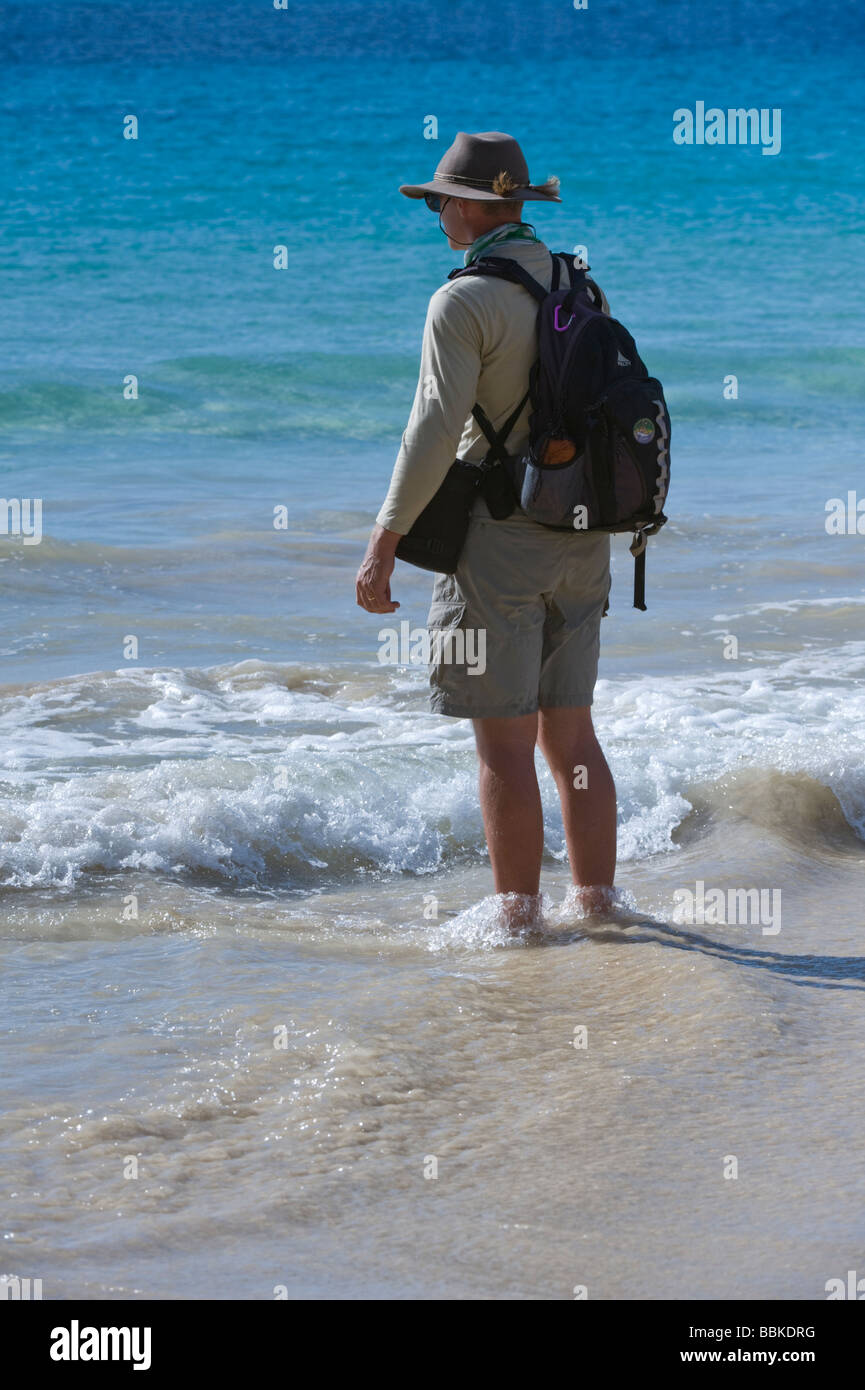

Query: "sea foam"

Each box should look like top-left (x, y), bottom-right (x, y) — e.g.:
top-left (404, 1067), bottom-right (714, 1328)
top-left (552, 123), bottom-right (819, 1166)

top-left (0, 647), bottom-right (862, 890)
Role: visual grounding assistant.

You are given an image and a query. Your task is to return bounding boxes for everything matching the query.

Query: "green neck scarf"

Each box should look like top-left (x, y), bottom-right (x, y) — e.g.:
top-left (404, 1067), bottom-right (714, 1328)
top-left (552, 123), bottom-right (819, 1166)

top-left (464, 220), bottom-right (539, 267)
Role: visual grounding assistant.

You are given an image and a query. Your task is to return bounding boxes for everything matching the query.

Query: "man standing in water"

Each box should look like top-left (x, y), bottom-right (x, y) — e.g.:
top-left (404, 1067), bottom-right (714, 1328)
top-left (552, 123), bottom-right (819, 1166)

top-left (356, 132), bottom-right (616, 927)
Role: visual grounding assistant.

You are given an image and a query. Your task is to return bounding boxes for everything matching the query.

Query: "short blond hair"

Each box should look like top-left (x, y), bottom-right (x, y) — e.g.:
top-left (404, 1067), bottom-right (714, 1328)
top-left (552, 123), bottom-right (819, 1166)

top-left (478, 198), bottom-right (524, 225)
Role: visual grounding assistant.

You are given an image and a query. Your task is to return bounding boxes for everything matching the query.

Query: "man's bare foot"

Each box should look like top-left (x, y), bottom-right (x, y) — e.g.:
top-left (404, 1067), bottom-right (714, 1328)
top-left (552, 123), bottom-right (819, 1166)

top-left (566, 883), bottom-right (618, 917)
top-left (496, 891), bottom-right (545, 935)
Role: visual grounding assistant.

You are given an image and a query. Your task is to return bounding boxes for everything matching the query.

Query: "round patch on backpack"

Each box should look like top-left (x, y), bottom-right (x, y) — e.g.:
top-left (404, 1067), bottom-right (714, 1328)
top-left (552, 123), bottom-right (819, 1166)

top-left (633, 417), bottom-right (655, 444)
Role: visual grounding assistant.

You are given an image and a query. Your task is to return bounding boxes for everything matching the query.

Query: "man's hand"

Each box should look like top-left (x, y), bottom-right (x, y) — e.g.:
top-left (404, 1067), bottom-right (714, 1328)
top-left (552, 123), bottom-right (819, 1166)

top-left (356, 525), bottom-right (402, 614)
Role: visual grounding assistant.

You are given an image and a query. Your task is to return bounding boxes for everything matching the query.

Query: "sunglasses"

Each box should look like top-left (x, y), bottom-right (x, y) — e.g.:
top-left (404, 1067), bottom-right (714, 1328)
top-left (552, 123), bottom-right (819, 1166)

top-left (424, 192), bottom-right (447, 213)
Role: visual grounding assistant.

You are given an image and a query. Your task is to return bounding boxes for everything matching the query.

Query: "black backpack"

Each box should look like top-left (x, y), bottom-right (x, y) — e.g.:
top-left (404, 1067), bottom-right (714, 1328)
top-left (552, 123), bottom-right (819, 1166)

top-left (449, 252), bottom-right (671, 609)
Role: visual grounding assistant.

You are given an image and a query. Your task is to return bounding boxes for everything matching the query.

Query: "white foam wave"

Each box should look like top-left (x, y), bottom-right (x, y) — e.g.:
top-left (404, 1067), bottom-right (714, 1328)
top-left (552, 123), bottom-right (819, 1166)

top-left (712, 595), bottom-right (865, 621)
top-left (0, 646), bottom-right (862, 890)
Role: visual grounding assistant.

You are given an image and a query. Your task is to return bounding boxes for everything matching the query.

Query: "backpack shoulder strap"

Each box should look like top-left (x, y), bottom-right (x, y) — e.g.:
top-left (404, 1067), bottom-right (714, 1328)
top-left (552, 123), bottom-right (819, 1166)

top-left (552, 254), bottom-right (608, 313)
top-left (552, 251), bottom-right (592, 292)
top-left (448, 255), bottom-right (547, 305)
top-left (472, 391), bottom-right (530, 470)
top-left (446, 256), bottom-right (541, 468)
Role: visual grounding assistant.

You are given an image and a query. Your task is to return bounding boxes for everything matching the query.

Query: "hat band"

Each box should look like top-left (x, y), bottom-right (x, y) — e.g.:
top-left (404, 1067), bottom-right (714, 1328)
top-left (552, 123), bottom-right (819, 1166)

top-left (435, 172), bottom-right (530, 190)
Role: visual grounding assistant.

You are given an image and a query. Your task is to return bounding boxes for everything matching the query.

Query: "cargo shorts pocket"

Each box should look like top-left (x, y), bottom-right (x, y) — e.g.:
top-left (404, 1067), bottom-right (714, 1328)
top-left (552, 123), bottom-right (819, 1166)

top-left (426, 594), bottom-right (467, 629)
top-left (426, 594), bottom-right (468, 670)
top-left (428, 574), bottom-right (495, 684)
top-left (426, 572), bottom-right (467, 633)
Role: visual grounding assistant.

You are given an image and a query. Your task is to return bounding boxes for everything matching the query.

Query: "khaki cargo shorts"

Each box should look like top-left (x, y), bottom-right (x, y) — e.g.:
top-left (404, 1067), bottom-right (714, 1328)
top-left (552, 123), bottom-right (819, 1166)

top-left (427, 504), bottom-right (611, 719)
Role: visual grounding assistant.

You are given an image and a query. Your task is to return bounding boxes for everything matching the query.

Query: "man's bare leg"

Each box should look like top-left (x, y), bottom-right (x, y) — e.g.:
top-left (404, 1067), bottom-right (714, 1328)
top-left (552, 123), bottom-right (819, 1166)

top-left (472, 712), bottom-right (543, 927)
top-left (537, 705), bottom-right (616, 912)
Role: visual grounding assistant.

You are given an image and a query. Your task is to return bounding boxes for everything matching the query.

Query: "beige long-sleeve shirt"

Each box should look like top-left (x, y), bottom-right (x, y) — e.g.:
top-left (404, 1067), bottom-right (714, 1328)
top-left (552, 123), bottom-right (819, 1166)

top-left (376, 237), bottom-right (609, 535)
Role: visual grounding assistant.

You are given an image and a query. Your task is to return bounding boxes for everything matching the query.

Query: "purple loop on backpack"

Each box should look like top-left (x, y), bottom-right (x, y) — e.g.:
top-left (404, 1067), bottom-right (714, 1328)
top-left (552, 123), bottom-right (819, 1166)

top-left (554, 306), bottom-right (575, 332)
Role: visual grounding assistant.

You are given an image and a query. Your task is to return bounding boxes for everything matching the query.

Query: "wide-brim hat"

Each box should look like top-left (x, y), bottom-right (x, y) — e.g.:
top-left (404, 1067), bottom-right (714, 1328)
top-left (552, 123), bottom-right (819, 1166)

top-left (399, 130), bottom-right (561, 203)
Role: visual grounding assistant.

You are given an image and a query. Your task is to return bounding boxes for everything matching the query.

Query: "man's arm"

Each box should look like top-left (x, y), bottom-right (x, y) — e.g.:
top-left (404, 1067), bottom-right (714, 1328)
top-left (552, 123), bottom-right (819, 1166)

top-left (356, 287), bottom-right (482, 614)
top-left (376, 286), bottom-right (483, 533)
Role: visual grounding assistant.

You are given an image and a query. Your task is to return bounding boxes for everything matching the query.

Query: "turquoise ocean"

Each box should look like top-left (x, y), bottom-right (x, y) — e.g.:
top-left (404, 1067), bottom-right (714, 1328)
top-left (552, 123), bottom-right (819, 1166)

top-left (1, 0), bottom-right (864, 1300)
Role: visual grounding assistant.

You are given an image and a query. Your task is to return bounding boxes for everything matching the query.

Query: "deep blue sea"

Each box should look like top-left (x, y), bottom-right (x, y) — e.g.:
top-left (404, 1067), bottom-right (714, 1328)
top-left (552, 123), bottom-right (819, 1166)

top-left (1, 0), bottom-right (864, 1302)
